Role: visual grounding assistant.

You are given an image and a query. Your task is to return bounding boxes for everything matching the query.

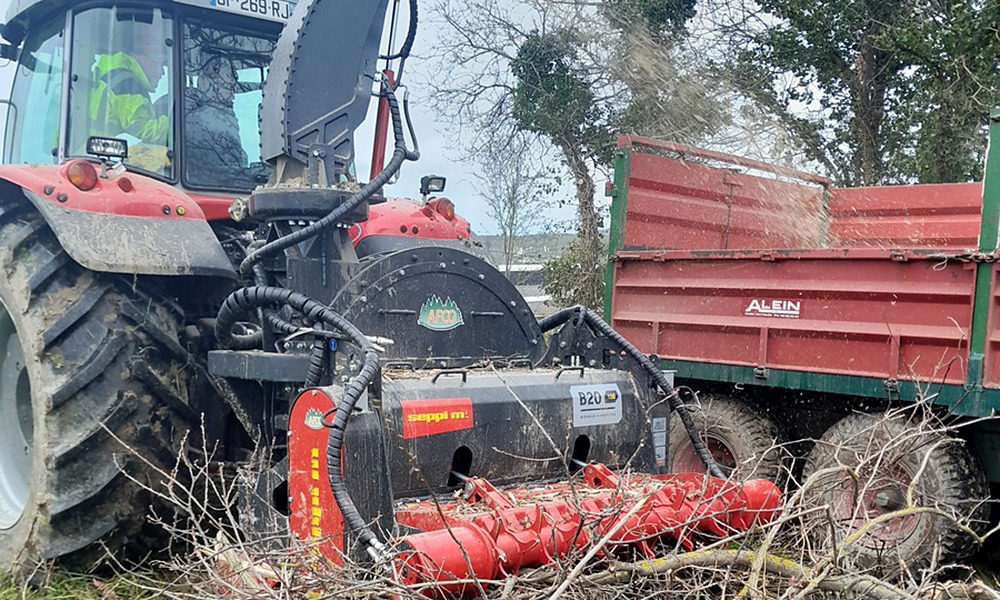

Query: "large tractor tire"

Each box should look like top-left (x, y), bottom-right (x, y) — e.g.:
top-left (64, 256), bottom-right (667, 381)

top-left (669, 395), bottom-right (786, 481)
top-left (0, 200), bottom-right (199, 575)
top-left (801, 412), bottom-right (989, 577)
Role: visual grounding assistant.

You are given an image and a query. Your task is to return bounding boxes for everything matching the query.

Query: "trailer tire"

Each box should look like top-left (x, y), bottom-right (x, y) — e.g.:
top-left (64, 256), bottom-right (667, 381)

top-left (669, 395), bottom-right (785, 481)
top-left (0, 201), bottom-right (198, 576)
top-left (801, 412), bottom-right (989, 577)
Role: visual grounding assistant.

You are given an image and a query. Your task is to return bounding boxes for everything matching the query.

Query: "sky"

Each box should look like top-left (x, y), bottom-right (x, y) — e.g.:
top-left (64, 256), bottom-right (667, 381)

top-left (0, 0), bottom-right (582, 235)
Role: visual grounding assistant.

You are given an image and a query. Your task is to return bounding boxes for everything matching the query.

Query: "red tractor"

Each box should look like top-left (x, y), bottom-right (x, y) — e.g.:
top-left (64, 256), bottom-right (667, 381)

top-left (0, 0), bottom-right (778, 591)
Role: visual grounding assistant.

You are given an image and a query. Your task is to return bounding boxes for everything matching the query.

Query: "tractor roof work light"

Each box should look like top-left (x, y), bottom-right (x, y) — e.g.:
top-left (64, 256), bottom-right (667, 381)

top-left (420, 175), bottom-right (446, 199)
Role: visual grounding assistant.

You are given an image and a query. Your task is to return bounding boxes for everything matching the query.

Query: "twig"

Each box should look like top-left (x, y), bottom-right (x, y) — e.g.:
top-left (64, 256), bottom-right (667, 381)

top-left (595, 549), bottom-right (917, 600)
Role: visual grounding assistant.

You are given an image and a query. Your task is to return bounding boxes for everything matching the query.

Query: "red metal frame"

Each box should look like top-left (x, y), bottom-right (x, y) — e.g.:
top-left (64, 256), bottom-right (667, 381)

top-left (0, 164), bottom-right (471, 253)
top-left (187, 192), bottom-right (235, 221)
top-left (349, 197), bottom-right (472, 244)
top-left (609, 138), bottom-right (989, 390)
top-left (829, 183), bottom-right (982, 249)
top-left (611, 254), bottom-right (975, 385)
top-left (0, 163), bottom-right (207, 220)
top-left (981, 264), bottom-right (1000, 388)
top-left (618, 136), bottom-right (831, 187)
top-left (620, 150), bottom-right (828, 252)
top-left (288, 389), bottom-right (347, 563)
top-left (618, 137), bottom-right (982, 254)
top-left (370, 69), bottom-right (396, 181)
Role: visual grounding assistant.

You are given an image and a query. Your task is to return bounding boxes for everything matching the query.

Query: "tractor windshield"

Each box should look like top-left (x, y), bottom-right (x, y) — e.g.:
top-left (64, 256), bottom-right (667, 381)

top-left (67, 7), bottom-right (175, 178)
top-left (181, 21), bottom-right (275, 191)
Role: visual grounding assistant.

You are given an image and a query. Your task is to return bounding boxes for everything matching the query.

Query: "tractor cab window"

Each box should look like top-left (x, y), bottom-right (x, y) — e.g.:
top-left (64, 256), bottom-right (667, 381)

top-left (4, 18), bottom-right (64, 165)
top-left (67, 7), bottom-right (175, 179)
top-left (181, 22), bottom-right (275, 191)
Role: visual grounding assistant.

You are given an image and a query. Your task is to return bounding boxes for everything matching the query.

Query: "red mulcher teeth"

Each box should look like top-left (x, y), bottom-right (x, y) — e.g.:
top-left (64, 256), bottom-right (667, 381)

top-left (392, 464), bottom-right (782, 598)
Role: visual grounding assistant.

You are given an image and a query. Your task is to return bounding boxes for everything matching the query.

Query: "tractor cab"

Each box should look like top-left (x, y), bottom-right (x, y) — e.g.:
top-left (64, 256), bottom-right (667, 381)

top-left (1, 0), bottom-right (290, 193)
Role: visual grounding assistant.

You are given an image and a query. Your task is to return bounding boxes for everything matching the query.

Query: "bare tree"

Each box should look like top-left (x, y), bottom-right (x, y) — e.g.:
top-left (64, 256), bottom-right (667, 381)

top-left (474, 135), bottom-right (552, 274)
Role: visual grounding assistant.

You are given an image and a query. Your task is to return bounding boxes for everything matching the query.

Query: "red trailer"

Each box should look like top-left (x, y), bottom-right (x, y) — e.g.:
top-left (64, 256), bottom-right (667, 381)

top-left (605, 119), bottom-right (1000, 573)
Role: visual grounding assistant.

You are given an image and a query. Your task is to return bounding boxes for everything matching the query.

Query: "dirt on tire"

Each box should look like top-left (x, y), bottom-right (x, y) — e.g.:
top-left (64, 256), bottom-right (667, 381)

top-left (0, 197), bottom-right (201, 576)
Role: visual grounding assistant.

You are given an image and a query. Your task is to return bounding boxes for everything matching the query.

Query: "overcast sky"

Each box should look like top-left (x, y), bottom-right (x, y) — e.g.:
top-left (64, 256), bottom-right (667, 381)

top-left (0, 0), bottom-right (583, 235)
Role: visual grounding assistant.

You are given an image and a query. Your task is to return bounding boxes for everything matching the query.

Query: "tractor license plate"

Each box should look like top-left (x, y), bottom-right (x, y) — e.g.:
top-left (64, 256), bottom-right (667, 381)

top-left (174, 0), bottom-right (297, 23)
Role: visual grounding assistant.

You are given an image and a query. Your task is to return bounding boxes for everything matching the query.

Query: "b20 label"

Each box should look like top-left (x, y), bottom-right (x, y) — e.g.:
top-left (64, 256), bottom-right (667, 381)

top-left (571, 384), bottom-right (623, 427)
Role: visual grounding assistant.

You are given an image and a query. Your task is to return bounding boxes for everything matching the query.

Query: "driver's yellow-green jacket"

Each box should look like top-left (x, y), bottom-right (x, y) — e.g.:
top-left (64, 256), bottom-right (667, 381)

top-left (89, 52), bottom-right (169, 145)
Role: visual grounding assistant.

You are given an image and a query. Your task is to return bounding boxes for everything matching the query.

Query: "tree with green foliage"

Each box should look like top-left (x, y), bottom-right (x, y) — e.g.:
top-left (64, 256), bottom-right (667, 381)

top-left (713, 0), bottom-right (1000, 185)
top-left (510, 30), bottom-right (608, 308)
top-left (429, 0), bottom-right (721, 309)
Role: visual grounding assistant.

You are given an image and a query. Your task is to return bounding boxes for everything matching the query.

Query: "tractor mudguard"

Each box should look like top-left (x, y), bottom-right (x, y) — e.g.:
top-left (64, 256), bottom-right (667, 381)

top-left (0, 164), bottom-right (236, 279)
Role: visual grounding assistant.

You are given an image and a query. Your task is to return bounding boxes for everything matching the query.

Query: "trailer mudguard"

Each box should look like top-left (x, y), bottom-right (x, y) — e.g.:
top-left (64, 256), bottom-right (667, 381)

top-left (0, 164), bottom-right (236, 279)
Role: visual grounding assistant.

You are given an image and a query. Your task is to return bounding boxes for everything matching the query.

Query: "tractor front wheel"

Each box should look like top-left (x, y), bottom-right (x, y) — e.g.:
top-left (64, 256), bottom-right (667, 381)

top-left (0, 201), bottom-right (198, 575)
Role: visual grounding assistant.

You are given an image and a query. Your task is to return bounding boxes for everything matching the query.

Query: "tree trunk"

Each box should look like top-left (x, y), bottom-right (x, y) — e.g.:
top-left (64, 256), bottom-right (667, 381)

top-left (557, 139), bottom-right (603, 309)
top-left (502, 188), bottom-right (517, 275)
top-left (849, 35), bottom-right (888, 186)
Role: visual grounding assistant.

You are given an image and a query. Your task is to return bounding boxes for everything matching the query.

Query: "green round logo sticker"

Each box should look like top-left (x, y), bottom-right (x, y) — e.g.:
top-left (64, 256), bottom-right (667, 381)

top-left (418, 295), bottom-right (465, 331)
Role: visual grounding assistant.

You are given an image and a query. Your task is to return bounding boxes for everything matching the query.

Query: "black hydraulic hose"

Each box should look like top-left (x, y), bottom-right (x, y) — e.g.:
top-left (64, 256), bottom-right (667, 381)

top-left (239, 84), bottom-right (418, 278)
top-left (215, 287), bottom-right (385, 554)
top-left (305, 324), bottom-right (330, 388)
top-left (227, 263), bottom-right (299, 349)
top-left (227, 324), bottom-right (265, 350)
top-left (253, 262), bottom-right (300, 337)
top-left (325, 346), bottom-right (383, 556)
top-left (402, 91), bottom-right (420, 157)
top-left (380, 0), bottom-right (417, 61)
top-left (540, 306), bottom-right (727, 479)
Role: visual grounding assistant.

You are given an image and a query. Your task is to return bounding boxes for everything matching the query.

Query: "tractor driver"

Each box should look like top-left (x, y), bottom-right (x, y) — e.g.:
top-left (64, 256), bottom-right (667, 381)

top-left (89, 33), bottom-right (172, 173)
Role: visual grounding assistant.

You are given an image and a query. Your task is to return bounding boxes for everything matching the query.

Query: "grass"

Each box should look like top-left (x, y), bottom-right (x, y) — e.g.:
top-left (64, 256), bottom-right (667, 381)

top-left (0, 573), bottom-right (162, 600)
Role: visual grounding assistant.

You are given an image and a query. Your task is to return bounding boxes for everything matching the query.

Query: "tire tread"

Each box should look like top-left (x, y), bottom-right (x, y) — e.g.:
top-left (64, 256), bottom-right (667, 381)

top-left (0, 199), bottom-right (200, 572)
top-left (802, 411), bottom-right (989, 577)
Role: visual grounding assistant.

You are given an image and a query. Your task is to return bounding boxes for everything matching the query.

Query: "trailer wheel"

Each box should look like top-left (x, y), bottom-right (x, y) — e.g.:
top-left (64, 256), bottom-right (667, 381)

top-left (669, 395), bottom-right (785, 481)
top-left (0, 202), bottom-right (198, 575)
top-left (801, 412), bottom-right (989, 576)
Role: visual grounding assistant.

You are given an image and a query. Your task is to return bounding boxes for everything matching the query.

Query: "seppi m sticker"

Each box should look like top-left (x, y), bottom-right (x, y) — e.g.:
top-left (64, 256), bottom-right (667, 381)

top-left (571, 384), bottom-right (623, 427)
top-left (417, 295), bottom-right (465, 331)
top-left (400, 398), bottom-right (474, 439)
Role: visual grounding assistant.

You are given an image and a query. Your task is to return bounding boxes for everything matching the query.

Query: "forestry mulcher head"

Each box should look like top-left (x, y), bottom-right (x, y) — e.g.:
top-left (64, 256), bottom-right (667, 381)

top-left (272, 299), bottom-right (782, 597)
top-left (215, 258), bottom-right (782, 596)
top-left (288, 365), bottom-right (781, 596)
